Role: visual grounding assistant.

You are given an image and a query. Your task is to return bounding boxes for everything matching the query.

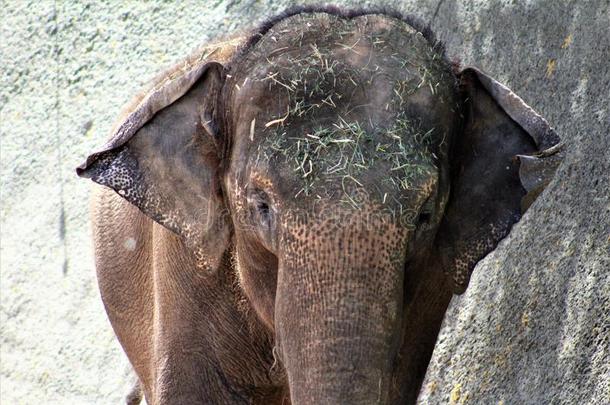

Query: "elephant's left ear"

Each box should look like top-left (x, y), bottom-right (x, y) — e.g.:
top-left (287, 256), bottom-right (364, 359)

top-left (77, 38), bottom-right (243, 271)
top-left (437, 67), bottom-right (564, 294)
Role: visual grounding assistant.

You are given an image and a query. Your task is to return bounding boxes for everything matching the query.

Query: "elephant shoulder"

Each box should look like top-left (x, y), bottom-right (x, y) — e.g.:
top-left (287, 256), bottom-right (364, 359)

top-left (90, 184), bottom-right (155, 281)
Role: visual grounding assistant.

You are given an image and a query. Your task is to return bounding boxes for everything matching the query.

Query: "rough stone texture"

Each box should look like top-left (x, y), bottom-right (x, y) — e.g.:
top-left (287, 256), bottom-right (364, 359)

top-left (418, 2), bottom-right (610, 404)
top-left (0, 1), bottom-right (607, 403)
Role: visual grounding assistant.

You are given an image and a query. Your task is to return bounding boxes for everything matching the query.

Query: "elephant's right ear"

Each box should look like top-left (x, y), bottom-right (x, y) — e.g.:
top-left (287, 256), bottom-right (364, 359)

top-left (436, 67), bottom-right (564, 294)
top-left (77, 39), bottom-right (243, 271)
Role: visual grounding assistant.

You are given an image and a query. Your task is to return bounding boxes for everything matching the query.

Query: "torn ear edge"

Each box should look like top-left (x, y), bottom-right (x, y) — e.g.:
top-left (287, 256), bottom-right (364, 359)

top-left (462, 67), bottom-right (565, 213)
top-left (517, 142), bottom-right (565, 211)
top-left (75, 38), bottom-right (244, 272)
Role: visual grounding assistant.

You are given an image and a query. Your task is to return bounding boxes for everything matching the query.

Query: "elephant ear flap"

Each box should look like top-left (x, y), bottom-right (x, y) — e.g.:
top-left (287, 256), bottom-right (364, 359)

top-left (437, 67), bottom-right (563, 294)
top-left (76, 40), bottom-right (243, 271)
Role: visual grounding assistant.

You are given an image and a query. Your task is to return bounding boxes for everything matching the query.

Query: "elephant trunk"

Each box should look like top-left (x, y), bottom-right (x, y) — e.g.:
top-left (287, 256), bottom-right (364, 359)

top-left (276, 293), bottom-right (403, 404)
top-left (276, 219), bottom-right (407, 404)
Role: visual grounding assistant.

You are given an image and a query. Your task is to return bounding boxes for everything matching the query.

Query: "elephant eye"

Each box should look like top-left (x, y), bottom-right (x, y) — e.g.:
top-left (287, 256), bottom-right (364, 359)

top-left (416, 197), bottom-right (435, 226)
top-left (247, 187), bottom-right (276, 252)
top-left (257, 200), bottom-right (270, 220)
top-left (417, 211), bottom-right (431, 225)
top-left (248, 188), bottom-right (273, 228)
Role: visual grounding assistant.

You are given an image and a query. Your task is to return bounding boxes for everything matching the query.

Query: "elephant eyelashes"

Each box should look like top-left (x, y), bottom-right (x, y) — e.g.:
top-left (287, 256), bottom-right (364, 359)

top-left (248, 188), bottom-right (277, 252)
top-left (255, 199), bottom-right (271, 230)
top-left (416, 196), bottom-right (435, 227)
top-left (247, 187), bottom-right (274, 236)
top-left (257, 200), bottom-right (270, 219)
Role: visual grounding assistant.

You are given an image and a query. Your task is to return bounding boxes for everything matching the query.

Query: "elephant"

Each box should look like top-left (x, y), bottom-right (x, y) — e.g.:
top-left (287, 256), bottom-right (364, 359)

top-left (77, 6), bottom-right (563, 405)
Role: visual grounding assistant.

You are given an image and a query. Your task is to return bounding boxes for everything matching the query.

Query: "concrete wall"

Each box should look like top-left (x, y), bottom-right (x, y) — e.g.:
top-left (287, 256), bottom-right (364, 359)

top-left (1, 1), bottom-right (607, 403)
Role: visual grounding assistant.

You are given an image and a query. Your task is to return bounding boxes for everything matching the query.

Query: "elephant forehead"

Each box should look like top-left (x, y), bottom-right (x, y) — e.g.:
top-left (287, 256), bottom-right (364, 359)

top-left (254, 114), bottom-right (439, 205)
top-left (229, 10), bottom-right (457, 130)
top-left (232, 11), bottom-right (454, 113)
top-left (227, 11), bottom-right (457, 212)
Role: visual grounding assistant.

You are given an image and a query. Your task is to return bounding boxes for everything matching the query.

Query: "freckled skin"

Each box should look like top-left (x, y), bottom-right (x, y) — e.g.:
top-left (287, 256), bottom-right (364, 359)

top-left (82, 6), bottom-right (560, 405)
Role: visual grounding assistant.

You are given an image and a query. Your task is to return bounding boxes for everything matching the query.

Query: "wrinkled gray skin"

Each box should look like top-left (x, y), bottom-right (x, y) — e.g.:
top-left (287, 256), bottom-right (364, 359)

top-left (78, 8), bottom-right (561, 405)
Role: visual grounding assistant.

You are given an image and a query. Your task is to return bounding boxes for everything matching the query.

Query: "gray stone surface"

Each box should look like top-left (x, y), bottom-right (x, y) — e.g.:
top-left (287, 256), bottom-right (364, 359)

top-left (418, 2), bottom-right (610, 404)
top-left (0, 1), bottom-right (607, 404)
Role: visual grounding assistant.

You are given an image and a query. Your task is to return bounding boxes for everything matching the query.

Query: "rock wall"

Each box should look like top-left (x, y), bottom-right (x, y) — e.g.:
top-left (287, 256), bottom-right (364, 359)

top-left (1, 1), bottom-right (607, 403)
top-left (418, 1), bottom-right (609, 404)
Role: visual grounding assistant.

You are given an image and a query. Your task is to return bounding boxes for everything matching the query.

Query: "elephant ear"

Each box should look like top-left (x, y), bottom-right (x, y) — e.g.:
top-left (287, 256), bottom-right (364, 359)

top-left (77, 38), bottom-right (243, 271)
top-left (437, 66), bottom-right (564, 294)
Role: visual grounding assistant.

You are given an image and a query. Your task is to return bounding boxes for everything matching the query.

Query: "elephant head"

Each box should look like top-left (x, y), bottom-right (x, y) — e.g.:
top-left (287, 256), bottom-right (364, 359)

top-left (78, 7), bottom-right (562, 404)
